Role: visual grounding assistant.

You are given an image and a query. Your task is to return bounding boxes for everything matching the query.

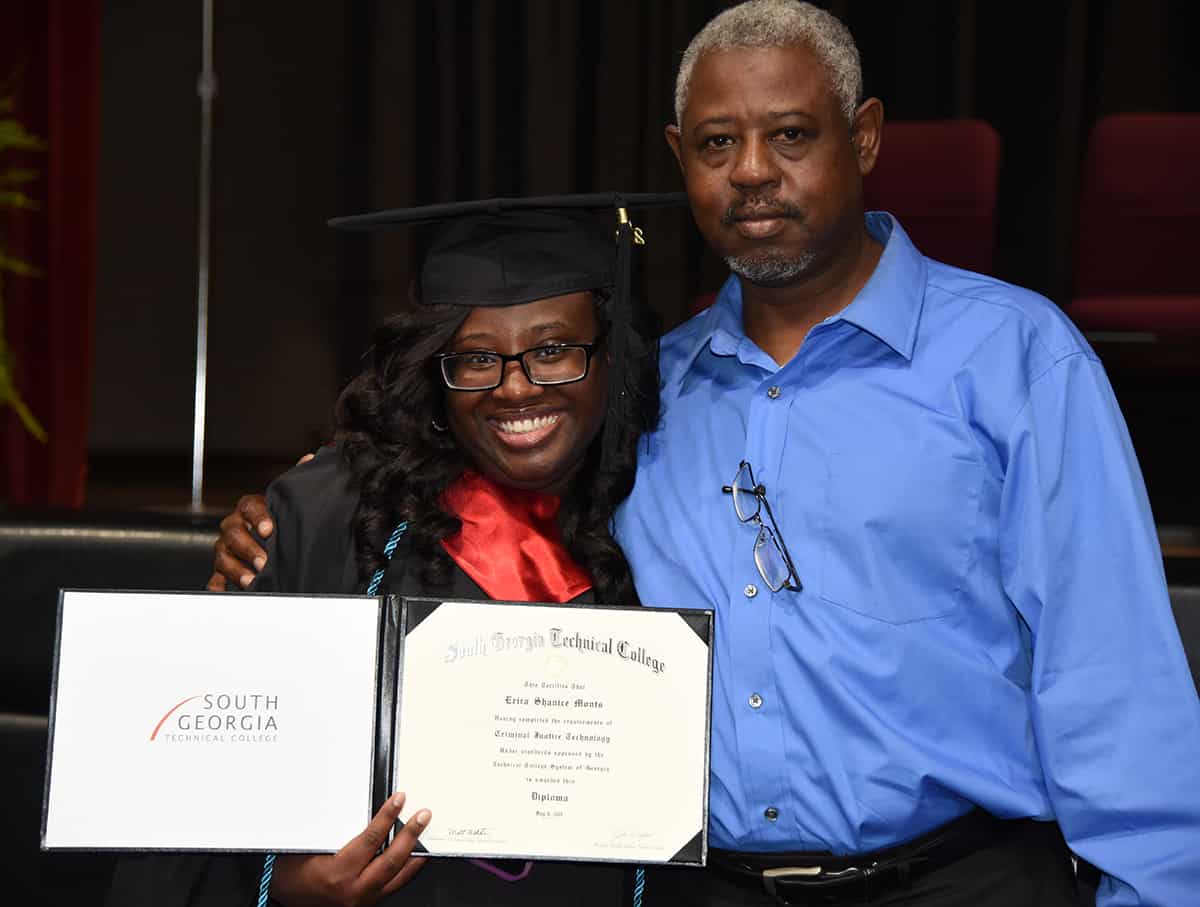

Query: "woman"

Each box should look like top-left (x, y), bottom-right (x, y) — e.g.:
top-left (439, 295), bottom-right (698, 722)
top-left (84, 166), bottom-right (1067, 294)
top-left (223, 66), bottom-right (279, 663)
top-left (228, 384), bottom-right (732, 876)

top-left (111, 194), bottom-right (678, 907)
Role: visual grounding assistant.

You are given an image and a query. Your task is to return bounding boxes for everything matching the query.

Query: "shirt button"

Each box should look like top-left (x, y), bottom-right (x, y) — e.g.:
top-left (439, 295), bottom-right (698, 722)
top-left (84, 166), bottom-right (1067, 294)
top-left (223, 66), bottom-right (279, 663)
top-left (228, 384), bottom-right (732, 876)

top-left (748, 693), bottom-right (763, 709)
top-left (766, 385), bottom-right (781, 399)
top-left (764, 806), bottom-right (779, 821)
top-left (743, 584), bottom-right (758, 598)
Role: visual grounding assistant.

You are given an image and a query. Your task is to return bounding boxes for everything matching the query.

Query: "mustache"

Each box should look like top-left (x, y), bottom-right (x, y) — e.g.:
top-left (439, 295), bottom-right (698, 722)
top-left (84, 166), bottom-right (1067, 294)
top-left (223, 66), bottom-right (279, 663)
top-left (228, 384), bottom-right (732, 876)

top-left (722, 197), bottom-right (805, 227)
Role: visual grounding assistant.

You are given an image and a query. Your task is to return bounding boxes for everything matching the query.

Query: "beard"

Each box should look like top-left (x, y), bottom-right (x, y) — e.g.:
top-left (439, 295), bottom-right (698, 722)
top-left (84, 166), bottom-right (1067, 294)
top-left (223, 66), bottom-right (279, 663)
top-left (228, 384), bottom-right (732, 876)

top-left (720, 196), bottom-right (822, 288)
top-left (725, 246), bottom-right (821, 288)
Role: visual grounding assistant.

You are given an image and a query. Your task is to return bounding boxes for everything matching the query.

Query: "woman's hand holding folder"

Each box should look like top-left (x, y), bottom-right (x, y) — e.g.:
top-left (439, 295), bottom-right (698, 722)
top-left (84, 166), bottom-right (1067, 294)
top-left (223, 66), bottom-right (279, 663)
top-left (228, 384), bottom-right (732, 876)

top-left (272, 792), bottom-right (430, 906)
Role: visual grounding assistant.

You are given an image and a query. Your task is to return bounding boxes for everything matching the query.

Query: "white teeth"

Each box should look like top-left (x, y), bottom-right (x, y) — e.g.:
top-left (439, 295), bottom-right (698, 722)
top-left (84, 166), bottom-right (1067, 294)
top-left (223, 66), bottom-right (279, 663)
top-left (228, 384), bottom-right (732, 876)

top-left (496, 414), bottom-right (559, 434)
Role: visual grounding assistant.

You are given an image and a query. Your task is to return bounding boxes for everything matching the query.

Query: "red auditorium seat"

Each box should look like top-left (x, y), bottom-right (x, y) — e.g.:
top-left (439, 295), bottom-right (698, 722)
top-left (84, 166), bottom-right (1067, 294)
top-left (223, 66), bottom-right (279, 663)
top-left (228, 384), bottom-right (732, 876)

top-left (863, 118), bottom-right (1000, 275)
top-left (1069, 113), bottom-right (1200, 335)
top-left (689, 118), bottom-right (1001, 317)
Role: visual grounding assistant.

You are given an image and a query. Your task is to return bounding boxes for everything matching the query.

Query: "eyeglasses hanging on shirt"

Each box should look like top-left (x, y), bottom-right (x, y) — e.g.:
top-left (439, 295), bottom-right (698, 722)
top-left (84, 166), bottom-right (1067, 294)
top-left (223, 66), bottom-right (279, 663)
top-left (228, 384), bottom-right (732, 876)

top-left (723, 460), bottom-right (802, 593)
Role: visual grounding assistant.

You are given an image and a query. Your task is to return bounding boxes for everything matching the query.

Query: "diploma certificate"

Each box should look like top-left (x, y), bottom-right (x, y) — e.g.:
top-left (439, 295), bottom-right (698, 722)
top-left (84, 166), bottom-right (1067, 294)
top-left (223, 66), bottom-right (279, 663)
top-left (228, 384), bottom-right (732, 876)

top-left (393, 598), bottom-right (712, 865)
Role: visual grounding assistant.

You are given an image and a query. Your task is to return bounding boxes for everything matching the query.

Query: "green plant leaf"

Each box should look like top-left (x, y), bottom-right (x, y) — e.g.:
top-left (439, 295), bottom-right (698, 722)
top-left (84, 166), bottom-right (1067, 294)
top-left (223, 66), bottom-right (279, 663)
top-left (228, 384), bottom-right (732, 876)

top-left (0, 252), bottom-right (42, 277)
top-left (0, 167), bottom-right (37, 185)
top-left (14, 399), bottom-right (48, 441)
top-left (0, 382), bottom-right (48, 442)
top-left (0, 190), bottom-right (39, 210)
top-left (0, 75), bottom-right (49, 442)
top-left (0, 119), bottom-right (45, 152)
top-left (0, 354), bottom-right (48, 442)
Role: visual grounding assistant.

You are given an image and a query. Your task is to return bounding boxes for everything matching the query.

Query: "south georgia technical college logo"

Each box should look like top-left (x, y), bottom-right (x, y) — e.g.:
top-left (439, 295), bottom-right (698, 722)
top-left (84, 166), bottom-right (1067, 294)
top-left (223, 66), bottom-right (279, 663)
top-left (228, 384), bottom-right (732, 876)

top-left (150, 692), bottom-right (280, 745)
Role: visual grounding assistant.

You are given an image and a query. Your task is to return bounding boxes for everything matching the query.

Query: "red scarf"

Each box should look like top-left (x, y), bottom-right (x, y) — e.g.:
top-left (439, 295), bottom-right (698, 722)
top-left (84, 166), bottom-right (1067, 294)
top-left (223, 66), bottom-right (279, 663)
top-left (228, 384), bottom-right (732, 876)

top-left (439, 471), bottom-right (592, 603)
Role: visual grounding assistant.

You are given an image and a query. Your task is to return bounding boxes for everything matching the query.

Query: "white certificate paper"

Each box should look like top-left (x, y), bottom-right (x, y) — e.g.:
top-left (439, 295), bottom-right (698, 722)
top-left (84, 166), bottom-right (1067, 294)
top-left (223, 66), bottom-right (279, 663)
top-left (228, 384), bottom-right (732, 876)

top-left (43, 590), bottom-right (382, 852)
top-left (393, 599), bottom-right (712, 865)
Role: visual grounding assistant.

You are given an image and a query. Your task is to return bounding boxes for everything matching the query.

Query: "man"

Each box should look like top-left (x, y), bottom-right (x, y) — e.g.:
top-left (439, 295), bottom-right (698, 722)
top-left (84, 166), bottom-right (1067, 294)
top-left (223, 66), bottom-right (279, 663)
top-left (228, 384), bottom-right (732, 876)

top-left (213, 2), bottom-right (1200, 904)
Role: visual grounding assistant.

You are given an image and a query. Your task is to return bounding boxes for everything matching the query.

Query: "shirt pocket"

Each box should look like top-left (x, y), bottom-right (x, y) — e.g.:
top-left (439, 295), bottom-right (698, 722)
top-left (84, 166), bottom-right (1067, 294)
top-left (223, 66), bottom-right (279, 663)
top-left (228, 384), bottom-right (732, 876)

top-left (818, 449), bottom-right (982, 624)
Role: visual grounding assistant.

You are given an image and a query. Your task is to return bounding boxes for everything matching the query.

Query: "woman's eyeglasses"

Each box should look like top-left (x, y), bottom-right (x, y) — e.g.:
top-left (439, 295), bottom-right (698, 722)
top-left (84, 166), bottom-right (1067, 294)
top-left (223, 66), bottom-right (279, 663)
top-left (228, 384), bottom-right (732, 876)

top-left (434, 340), bottom-right (602, 391)
top-left (722, 460), bottom-right (802, 593)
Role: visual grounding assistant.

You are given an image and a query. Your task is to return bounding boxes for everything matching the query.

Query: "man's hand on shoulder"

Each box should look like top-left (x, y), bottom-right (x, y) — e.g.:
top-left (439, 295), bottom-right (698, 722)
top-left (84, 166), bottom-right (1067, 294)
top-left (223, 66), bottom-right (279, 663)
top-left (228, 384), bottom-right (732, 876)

top-left (206, 453), bottom-right (317, 592)
top-left (207, 494), bottom-right (273, 591)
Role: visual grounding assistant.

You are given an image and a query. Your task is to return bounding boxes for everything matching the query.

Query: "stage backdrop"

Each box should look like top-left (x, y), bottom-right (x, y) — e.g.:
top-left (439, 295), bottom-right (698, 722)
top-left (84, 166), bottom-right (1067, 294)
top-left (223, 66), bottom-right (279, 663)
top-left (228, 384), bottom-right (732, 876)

top-left (0, 0), bottom-right (99, 507)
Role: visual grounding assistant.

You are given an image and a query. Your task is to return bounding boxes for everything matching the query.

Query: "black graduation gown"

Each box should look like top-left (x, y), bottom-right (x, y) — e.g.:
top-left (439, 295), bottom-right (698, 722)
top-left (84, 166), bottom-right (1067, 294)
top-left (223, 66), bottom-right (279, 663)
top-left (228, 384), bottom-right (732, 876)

top-left (107, 447), bottom-right (631, 906)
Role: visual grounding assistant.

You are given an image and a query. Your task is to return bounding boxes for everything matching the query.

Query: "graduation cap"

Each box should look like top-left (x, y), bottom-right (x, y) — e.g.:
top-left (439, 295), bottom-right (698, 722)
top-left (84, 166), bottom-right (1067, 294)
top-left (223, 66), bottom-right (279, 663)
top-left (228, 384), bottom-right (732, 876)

top-left (328, 192), bottom-right (687, 466)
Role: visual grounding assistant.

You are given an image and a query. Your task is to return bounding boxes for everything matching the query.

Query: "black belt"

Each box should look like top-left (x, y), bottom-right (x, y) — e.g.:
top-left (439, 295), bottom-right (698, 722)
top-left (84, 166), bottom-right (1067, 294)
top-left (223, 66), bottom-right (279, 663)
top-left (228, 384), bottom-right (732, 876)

top-left (708, 809), bottom-right (1030, 905)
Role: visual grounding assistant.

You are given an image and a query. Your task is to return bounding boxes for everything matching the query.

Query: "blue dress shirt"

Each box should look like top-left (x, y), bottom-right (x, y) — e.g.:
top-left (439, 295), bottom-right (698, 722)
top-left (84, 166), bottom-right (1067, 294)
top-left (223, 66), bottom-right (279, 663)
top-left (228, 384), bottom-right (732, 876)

top-left (615, 214), bottom-right (1200, 906)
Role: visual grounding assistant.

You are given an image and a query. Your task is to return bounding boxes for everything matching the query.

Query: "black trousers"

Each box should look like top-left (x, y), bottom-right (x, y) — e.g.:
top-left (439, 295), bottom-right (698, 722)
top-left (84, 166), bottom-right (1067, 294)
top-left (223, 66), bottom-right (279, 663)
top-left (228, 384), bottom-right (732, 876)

top-left (643, 821), bottom-right (1087, 907)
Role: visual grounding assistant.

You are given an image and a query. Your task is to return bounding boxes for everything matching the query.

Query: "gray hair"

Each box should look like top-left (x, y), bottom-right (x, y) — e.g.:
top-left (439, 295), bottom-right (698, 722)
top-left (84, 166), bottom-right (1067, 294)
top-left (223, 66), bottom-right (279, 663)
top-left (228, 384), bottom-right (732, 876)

top-left (674, 0), bottom-right (862, 125)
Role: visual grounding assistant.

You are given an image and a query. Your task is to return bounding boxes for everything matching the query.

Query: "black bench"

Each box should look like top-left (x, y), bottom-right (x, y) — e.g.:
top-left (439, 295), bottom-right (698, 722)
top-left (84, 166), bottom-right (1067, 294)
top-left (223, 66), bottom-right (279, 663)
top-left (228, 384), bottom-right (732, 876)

top-left (0, 510), bottom-right (218, 906)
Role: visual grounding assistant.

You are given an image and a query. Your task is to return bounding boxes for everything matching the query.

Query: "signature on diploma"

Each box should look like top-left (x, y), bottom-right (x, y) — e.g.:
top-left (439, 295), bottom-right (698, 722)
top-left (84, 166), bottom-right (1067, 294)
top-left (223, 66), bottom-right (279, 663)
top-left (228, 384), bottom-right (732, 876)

top-left (596, 829), bottom-right (660, 848)
top-left (446, 826), bottom-right (492, 838)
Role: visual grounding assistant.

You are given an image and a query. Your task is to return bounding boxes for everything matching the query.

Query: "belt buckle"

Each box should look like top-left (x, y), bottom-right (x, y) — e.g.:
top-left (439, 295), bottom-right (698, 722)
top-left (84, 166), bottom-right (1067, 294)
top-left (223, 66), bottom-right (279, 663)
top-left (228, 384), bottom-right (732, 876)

top-left (762, 866), bottom-right (822, 902)
top-left (763, 864), bottom-right (823, 881)
top-left (762, 863), bottom-right (875, 901)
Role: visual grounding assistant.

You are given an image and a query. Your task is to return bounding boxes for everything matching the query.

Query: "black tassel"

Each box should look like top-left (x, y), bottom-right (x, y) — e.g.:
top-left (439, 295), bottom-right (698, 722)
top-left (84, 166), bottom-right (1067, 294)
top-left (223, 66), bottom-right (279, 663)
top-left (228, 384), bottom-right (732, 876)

top-left (602, 216), bottom-right (635, 470)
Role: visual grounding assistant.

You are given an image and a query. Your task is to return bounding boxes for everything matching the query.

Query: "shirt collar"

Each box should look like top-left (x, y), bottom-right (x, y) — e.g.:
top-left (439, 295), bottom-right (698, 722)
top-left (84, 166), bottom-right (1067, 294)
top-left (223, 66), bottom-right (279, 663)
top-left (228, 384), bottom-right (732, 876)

top-left (679, 212), bottom-right (926, 373)
top-left (834, 213), bottom-right (925, 361)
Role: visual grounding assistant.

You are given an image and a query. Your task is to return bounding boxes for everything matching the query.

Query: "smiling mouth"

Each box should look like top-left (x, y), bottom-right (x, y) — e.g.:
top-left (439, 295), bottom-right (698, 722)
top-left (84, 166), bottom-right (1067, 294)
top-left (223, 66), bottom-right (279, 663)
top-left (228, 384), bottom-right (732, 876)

top-left (491, 412), bottom-right (562, 449)
top-left (495, 413), bottom-right (559, 434)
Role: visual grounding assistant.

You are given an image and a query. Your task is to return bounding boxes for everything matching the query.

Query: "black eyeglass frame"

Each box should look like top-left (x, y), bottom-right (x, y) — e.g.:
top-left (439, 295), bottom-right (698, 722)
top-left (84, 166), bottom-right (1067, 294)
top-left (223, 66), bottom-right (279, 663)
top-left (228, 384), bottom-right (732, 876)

top-left (433, 339), bottom-right (603, 392)
top-left (722, 460), bottom-right (803, 593)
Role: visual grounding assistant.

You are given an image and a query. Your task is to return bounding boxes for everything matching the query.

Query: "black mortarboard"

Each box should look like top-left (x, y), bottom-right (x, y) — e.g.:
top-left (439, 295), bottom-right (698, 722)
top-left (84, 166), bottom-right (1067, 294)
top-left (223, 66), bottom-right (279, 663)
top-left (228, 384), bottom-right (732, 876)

top-left (328, 192), bottom-right (686, 465)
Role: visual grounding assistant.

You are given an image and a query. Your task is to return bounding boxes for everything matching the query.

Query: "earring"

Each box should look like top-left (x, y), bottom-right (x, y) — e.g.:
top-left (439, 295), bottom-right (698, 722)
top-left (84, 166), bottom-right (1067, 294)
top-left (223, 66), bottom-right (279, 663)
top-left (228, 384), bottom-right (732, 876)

top-left (431, 418), bottom-right (449, 432)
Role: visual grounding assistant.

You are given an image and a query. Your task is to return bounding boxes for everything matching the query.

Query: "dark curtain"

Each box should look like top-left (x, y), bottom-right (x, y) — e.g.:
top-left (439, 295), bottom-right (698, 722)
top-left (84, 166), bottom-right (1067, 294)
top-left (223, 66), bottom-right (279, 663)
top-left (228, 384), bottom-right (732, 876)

top-left (328, 0), bottom-right (1198, 364)
top-left (344, 0), bottom-right (735, 375)
top-left (0, 0), bottom-right (99, 507)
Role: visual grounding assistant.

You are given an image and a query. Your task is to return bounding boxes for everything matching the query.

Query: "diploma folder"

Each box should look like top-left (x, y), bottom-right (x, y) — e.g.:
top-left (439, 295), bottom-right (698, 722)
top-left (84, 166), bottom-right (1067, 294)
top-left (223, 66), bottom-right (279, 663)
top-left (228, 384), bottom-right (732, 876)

top-left (42, 590), bottom-right (713, 865)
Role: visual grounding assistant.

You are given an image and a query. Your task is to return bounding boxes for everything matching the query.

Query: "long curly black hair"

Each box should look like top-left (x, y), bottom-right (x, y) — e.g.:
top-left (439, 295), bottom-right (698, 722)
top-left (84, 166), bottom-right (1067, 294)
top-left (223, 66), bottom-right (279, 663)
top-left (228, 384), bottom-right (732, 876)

top-left (335, 290), bottom-right (660, 605)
